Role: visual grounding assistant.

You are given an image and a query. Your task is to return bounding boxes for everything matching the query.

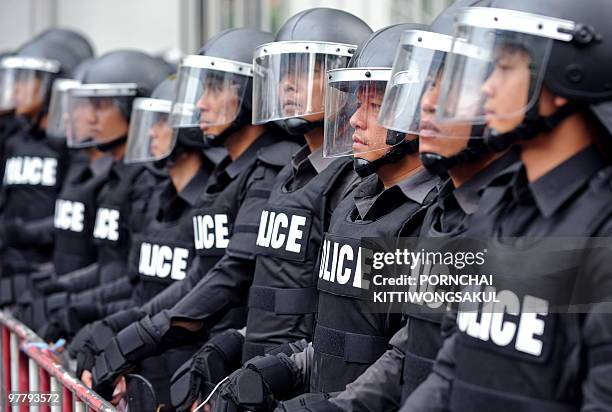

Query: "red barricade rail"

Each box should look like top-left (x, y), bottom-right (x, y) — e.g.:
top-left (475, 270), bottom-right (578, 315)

top-left (0, 310), bottom-right (117, 412)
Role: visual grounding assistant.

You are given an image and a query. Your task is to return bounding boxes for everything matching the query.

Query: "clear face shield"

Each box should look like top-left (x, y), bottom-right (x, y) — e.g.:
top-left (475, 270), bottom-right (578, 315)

top-left (435, 7), bottom-right (576, 136)
top-left (324, 68), bottom-right (408, 161)
top-left (46, 78), bottom-right (81, 139)
top-left (0, 56), bottom-right (60, 114)
top-left (169, 55), bottom-right (251, 138)
top-left (252, 42), bottom-right (355, 125)
top-left (378, 30), bottom-right (480, 158)
top-left (65, 83), bottom-right (138, 148)
top-left (125, 98), bottom-right (174, 164)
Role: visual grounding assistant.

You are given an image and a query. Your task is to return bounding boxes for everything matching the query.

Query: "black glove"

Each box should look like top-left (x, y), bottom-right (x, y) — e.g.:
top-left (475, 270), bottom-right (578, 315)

top-left (92, 310), bottom-right (206, 400)
top-left (219, 354), bottom-right (298, 412)
top-left (275, 394), bottom-right (340, 412)
top-left (70, 308), bottom-right (146, 378)
top-left (16, 291), bottom-right (70, 331)
top-left (38, 302), bottom-right (102, 342)
top-left (0, 273), bottom-right (30, 308)
top-left (171, 329), bottom-right (244, 411)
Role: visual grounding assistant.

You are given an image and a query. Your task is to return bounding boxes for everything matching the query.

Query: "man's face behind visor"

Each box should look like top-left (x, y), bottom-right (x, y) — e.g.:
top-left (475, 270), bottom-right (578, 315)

top-left (481, 44), bottom-right (533, 134)
top-left (72, 97), bottom-right (129, 145)
top-left (351, 85), bottom-right (390, 163)
top-left (278, 55), bottom-right (326, 123)
top-left (419, 70), bottom-right (473, 158)
top-left (14, 70), bottom-right (45, 117)
top-left (196, 73), bottom-right (241, 136)
top-left (148, 116), bottom-right (173, 159)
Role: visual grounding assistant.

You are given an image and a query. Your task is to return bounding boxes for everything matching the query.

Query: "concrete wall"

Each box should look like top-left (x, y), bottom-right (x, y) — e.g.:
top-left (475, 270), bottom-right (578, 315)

top-left (0, 0), bottom-right (453, 56)
top-left (0, 0), bottom-right (182, 56)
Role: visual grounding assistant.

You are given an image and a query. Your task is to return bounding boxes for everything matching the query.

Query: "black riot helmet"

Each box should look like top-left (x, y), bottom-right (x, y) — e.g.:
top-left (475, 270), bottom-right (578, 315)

top-left (32, 27), bottom-right (95, 62)
top-left (252, 8), bottom-right (373, 135)
top-left (169, 28), bottom-right (274, 147)
top-left (378, 0), bottom-right (490, 176)
top-left (0, 38), bottom-right (84, 120)
top-left (64, 50), bottom-right (172, 152)
top-left (126, 75), bottom-right (212, 166)
top-left (324, 23), bottom-right (426, 177)
top-left (433, 0), bottom-right (612, 155)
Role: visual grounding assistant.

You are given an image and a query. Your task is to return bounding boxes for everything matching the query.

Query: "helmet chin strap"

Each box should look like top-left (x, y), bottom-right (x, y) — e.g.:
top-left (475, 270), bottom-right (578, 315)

top-left (353, 137), bottom-right (420, 178)
top-left (154, 128), bottom-right (208, 169)
top-left (485, 102), bottom-right (581, 152)
top-left (275, 118), bottom-right (324, 136)
top-left (419, 102), bottom-right (580, 176)
top-left (95, 135), bottom-right (127, 152)
top-left (419, 124), bottom-right (491, 177)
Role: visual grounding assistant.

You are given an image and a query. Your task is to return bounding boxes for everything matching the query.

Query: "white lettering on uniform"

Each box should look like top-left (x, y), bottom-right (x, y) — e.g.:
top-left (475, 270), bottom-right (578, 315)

top-left (3, 157), bottom-right (57, 186)
top-left (93, 208), bottom-right (120, 241)
top-left (54, 199), bottom-right (85, 232)
top-left (457, 290), bottom-right (548, 356)
top-left (318, 239), bottom-right (372, 290)
top-left (193, 214), bottom-right (230, 250)
top-left (138, 242), bottom-right (190, 280)
top-left (256, 210), bottom-right (307, 253)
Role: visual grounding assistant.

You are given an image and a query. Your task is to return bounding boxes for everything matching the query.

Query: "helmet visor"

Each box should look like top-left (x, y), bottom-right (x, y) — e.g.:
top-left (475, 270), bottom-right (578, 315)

top-left (252, 41), bottom-right (354, 125)
top-left (125, 98), bottom-right (175, 164)
top-left (46, 78), bottom-right (81, 139)
top-left (65, 83), bottom-right (138, 148)
top-left (435, 8), bottom-right (573, 135)
top-left (169, 55), bottom-right (251, 135)
top-left (379, 30), bottom-right (472, 139)
top-left (0, 57), bottom-right (59, 113)
top-left (324, 68), bottom-right (404, 158)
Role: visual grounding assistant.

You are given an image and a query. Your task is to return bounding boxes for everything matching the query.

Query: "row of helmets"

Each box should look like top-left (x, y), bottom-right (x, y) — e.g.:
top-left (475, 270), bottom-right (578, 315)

top-left (3, 0), bottom-right (610, 166)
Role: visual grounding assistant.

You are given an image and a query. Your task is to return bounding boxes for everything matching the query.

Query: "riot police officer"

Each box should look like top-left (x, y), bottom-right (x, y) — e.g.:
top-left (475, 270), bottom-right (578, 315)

top-left (216, 22), bottom-right (441, 411)
top-left (167, 9), bottom-right (373, 410)
top-left (402, 1), bottom-right (612, 410)
top-left (75, 28), bottom-right (303, 406)
top-left (38, 75), bottom-right (226, 341)
top-left (15, 50), bottom-right (171, 331)
top-left (295, 2), bottom-right (522, 410)
top-left (0, 36), bottom-right (87, 276)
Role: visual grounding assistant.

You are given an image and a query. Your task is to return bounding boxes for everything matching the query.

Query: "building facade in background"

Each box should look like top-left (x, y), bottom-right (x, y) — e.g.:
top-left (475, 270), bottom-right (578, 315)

top-left (0, 0), bottom-right (452, 59)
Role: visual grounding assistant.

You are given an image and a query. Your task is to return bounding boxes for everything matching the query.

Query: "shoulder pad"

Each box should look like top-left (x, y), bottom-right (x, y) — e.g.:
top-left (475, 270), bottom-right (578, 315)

top-left (256, 141), bottom-right (300, 167)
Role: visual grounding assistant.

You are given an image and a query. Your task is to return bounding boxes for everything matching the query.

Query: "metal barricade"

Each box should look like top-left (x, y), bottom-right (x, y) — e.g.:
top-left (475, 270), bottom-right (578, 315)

top-left (0, 310), bottom-right (116, 412)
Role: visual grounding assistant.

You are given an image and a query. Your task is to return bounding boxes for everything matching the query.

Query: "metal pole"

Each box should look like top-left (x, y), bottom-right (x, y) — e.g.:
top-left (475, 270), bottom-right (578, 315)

top-left (74, 399), bottom-right (86, 412)
top-left (1, 326), bottom-right (8, 411)
top-left (39, 367), bottom-right (51, 412)
top-left (29, 358), bottom-right (40, 412)
top-left (10, 332), bottom-right (19, 412)
top-left (62, 386), bottom-right (73, 412)
top-left (18, 340), bottom-right (29, 412)
top-left (50, 377), bottom-right (61, 412)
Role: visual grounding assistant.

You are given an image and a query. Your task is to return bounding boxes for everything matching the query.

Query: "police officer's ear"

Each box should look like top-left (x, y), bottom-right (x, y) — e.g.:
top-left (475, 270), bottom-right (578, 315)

top-left (537, 87), bottom-right (570, 117)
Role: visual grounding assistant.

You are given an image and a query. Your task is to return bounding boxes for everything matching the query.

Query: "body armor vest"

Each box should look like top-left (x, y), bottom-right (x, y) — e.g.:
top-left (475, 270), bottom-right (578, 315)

top-left (243, 157), bottom-right (354, 362)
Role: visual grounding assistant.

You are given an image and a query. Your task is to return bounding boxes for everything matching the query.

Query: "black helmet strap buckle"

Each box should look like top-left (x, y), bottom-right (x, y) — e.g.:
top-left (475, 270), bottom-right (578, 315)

top-left (95, 135), bottom-right (128, 152)
top-left (353, 137), bottom-right (419, 178)
top-left (486, 101), bottom-right (581, 152)
top-left (275, 118), bottom-right (324, 136)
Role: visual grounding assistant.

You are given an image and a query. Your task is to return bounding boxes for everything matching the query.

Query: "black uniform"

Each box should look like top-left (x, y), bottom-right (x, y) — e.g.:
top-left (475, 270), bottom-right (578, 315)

top-left (307, 169), bottom-right (438, 394)
top-left (162, 136), bottom-right (300, 330)
top-left (403, 146), bottom-right (612, 411)
top-left (0, 113), bottom-right (24, 184)
top-left (0, 127), bottom-right (69, 273)
top-left (136, 133), bottom-right (298, 318)
top-left (52, 155), bottom-right (113, 275)
top-left (328, 150), bottom-right (520, 411)
top-left (243, 145), bottom-right (358, 362)
top-left (51, 161), bottom-right (159, 294)
top-left (90, 132), bottom-right (299, 402)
